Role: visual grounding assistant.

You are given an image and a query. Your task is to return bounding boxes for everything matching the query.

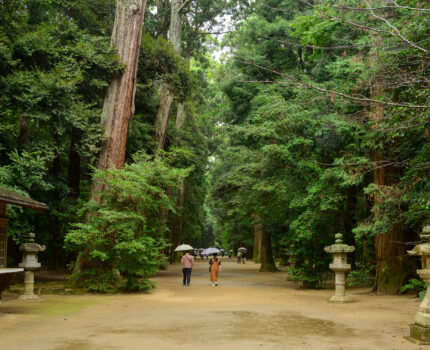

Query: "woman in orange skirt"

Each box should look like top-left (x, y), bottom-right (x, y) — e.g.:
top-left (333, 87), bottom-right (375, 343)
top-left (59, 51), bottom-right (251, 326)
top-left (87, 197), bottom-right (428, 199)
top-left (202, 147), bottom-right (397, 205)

top-left (209, 253), bottom-right (221, 287)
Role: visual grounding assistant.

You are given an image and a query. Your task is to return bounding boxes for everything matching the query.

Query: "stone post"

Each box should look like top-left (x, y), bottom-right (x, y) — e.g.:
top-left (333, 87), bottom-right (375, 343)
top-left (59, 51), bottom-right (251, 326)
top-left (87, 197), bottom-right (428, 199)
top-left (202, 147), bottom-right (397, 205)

top-left (406, 226), bottom-right (430, 344)
top-left (324, 233), bottom-right (355, 303)
top-left (18, 233), bottom-right (45, 300)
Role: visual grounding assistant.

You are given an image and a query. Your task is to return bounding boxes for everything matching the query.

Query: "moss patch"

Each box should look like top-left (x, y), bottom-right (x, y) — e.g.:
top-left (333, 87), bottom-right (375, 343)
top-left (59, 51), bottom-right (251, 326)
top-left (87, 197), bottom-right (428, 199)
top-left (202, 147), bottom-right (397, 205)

top-left (6, 295), bottom-right (113, 316)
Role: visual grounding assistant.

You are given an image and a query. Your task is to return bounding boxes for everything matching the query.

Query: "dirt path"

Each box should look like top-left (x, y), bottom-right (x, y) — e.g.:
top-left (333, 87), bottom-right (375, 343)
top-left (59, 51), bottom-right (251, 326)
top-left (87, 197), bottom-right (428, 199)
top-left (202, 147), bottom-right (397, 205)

top-left (0, 259), bottom-right (421, 350)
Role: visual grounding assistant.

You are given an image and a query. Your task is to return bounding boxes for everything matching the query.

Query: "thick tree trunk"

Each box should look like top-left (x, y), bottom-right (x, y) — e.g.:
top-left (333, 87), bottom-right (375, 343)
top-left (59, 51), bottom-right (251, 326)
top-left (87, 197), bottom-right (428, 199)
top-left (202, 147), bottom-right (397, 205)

top-left (259, 225), bottom-right (278, 272)
top-left (91, 0), bottom-right (147, 197)
top-left (253, 219), bottom-right (262, 263)
top-left (153, 0), bottom-right (183, 152)
top-left (73, 0), bottom-right (147, 279)
top-left (373, 161), bottom-right (415, 293)
top-left (369, 66), bottom-right (414, 293)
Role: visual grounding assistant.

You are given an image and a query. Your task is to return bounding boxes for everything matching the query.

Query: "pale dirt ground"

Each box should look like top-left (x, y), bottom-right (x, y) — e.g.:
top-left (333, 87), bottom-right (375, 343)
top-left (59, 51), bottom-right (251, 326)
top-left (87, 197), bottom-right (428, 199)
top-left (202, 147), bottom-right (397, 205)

top-left (0, 259), bottom-right (423, 350)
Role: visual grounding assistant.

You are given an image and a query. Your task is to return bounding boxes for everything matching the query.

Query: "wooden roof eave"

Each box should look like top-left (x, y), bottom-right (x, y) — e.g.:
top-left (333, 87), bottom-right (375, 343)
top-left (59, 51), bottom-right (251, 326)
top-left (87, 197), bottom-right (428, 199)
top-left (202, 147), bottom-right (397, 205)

top-left (0, 186), bottom-right (49, 212)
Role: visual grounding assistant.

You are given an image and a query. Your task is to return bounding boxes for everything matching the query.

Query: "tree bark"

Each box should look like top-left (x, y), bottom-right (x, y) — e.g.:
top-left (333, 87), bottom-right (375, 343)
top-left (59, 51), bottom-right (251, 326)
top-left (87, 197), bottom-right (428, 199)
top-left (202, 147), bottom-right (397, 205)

top-left (17, 116), bottom-right (28, 151)
top-left (68, 128), bottom-right (81, 200)
top-left (169, 180), bottom-right (184, 263)
top-left (73, 0), bottom-right (147, 279)
top-left (253, 218), bottom-right (262, 263)
top-left (91, 0), bottom-right (147, 197)
top-left (168, 102), bottom-right (187, 263)
top-left (259, 224), bottom-right (278, 272)
top-left (153, 0), bottom-right (183, 152)
top-left (369, 53), bottom-right (414, 293)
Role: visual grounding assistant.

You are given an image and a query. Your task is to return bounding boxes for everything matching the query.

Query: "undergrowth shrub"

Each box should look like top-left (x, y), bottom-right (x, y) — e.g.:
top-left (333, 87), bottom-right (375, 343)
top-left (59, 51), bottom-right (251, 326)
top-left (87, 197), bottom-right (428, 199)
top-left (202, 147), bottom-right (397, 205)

top-left (65, 152), bottom-right (190, 292)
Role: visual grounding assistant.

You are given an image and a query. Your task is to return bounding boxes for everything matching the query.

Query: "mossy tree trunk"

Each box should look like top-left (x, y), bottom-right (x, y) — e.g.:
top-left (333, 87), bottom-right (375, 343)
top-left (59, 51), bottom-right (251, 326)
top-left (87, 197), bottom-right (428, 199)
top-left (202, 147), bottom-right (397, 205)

top-left (259, 225), bottom-right (278, 272)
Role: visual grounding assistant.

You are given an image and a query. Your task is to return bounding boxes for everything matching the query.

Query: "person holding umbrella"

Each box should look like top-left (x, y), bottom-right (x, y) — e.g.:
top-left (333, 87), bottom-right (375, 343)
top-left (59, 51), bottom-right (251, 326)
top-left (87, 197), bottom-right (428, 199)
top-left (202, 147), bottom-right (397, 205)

top-left (209, 253), bottom-right (221, 287)
top-left (175, 244), bottom-right (194, 286)
top-left (202, 248), bottom-right (222, 286)
top-left (237, 247), bottom-right (247, 264)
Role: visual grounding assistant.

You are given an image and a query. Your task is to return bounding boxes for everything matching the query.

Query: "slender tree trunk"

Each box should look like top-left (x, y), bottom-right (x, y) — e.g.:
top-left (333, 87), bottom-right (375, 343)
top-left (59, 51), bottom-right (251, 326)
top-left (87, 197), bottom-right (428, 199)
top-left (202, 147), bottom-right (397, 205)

top-left (68, 128), bottom-right (81, 200)
top-left (17, 116), bottom-right (28, 151)
top-left (91, 0), bottom-right (147, 198)
top-left (259, 225), bottom-right (277, 272)
top-left (154, 86), bottom-right (174, 151)
top-left (153, 0), bottom-right (183, 152)
top-left (169, 180), bottom-right (184, 263)
top-left (169, 101), bottom-right (187, 263)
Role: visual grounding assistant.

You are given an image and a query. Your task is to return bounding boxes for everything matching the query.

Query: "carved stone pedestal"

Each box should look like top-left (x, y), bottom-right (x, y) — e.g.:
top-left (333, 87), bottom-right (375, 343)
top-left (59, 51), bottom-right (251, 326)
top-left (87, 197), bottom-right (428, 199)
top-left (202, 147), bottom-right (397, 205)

top-left (18, 271), bottom-right (39, 300)
top-left (405, 226), bottom-right (430, 344)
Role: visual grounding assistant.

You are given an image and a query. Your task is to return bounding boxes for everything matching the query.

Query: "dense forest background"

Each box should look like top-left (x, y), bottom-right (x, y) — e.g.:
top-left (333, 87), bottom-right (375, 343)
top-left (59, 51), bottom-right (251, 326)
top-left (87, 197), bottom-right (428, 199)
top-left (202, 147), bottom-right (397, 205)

top-left (0, 0), bottom-right (429, 293)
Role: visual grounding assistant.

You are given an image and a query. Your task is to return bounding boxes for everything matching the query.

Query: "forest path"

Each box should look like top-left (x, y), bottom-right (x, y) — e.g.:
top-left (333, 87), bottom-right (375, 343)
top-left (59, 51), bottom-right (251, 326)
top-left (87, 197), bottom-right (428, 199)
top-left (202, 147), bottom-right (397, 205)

top-left (0, 259), bottom-right (420, 350)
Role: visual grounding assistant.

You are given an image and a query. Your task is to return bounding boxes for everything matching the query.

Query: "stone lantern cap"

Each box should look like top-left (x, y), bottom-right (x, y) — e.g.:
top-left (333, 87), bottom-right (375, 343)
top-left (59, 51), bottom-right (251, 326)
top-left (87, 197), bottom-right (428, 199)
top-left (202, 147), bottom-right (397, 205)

top-left (19, 233), bottom-right (46, 253)
top-left (407, 226), bottom-right (430, 256)
top-left (324, 233), bottom-right (355, 254)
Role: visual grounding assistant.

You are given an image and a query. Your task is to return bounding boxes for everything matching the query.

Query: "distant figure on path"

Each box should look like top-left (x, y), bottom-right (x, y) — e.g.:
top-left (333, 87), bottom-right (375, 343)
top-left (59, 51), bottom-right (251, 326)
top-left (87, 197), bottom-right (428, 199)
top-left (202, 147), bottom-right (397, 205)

top-left (229, 250), bottom-right (233, 258)
top-left (242, 251), bottom-right (246, 264)
top-left (209, 253), bottom-right (221, 287)
top-left (181, 251), bottom-right (194, 286)
top-left (237, 251), bottom-right (242, 264)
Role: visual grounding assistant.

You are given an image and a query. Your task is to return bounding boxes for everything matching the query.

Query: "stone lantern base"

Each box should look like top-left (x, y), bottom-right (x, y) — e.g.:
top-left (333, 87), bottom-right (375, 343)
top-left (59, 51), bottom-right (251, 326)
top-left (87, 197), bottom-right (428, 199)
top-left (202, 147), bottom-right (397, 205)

top-left (18, 270), bottom-right (39, 301)
top-left (405, 324), bottom-right (430, 345)
top-left (329, 294), bottom-right (353, 303)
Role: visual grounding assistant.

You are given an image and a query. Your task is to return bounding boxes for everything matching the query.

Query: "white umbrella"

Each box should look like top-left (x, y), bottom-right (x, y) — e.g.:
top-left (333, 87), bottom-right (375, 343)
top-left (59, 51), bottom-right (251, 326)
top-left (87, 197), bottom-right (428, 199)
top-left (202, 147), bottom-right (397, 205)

top-left (174, 244), bottom-right (194, 252)
top-left (201, 247), bottom-right (221, 255)
top-left (237, 247), bottom-right (247, 252)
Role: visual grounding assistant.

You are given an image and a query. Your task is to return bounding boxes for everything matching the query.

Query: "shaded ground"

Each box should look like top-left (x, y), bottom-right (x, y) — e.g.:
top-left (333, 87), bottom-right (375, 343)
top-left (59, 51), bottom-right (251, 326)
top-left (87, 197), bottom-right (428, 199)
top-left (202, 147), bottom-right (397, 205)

top-left (0, 259), bottom-right (421, 350)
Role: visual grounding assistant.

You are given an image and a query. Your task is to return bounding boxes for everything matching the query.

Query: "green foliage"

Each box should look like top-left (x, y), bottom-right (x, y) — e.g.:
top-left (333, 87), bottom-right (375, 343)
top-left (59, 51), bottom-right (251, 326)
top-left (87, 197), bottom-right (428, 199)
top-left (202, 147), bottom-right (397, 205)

top-left (65, 153), bottom-right (190, 292)
top-left (207, 0), bottom-right (430, 289)
top-left (401, 278), bottom-right (426, 300)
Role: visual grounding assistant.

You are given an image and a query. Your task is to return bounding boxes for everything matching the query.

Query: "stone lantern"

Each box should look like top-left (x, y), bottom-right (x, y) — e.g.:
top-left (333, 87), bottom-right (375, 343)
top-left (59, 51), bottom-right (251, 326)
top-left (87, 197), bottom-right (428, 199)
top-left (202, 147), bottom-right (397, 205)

top-left (406, 225), bottom-right (430, 344)
top-left (18, 233), bottom-right (45, 300)
top-left (324, 233), bottom-right (355, 303)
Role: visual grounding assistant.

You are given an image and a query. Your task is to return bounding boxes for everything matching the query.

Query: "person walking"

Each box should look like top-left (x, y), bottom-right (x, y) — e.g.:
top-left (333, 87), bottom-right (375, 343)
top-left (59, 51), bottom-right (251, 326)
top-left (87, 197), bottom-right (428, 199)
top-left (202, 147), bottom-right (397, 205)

top-left (242, 251), bottom-right (246, 264)
top-left (209, 253), bottom-right (221, 287)
top-left (181, 251), bottom-right (194, 286)
top-left (237, 250), bottom-right (242, 264)
top-left (228, 250), bottom-right (233, 259)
